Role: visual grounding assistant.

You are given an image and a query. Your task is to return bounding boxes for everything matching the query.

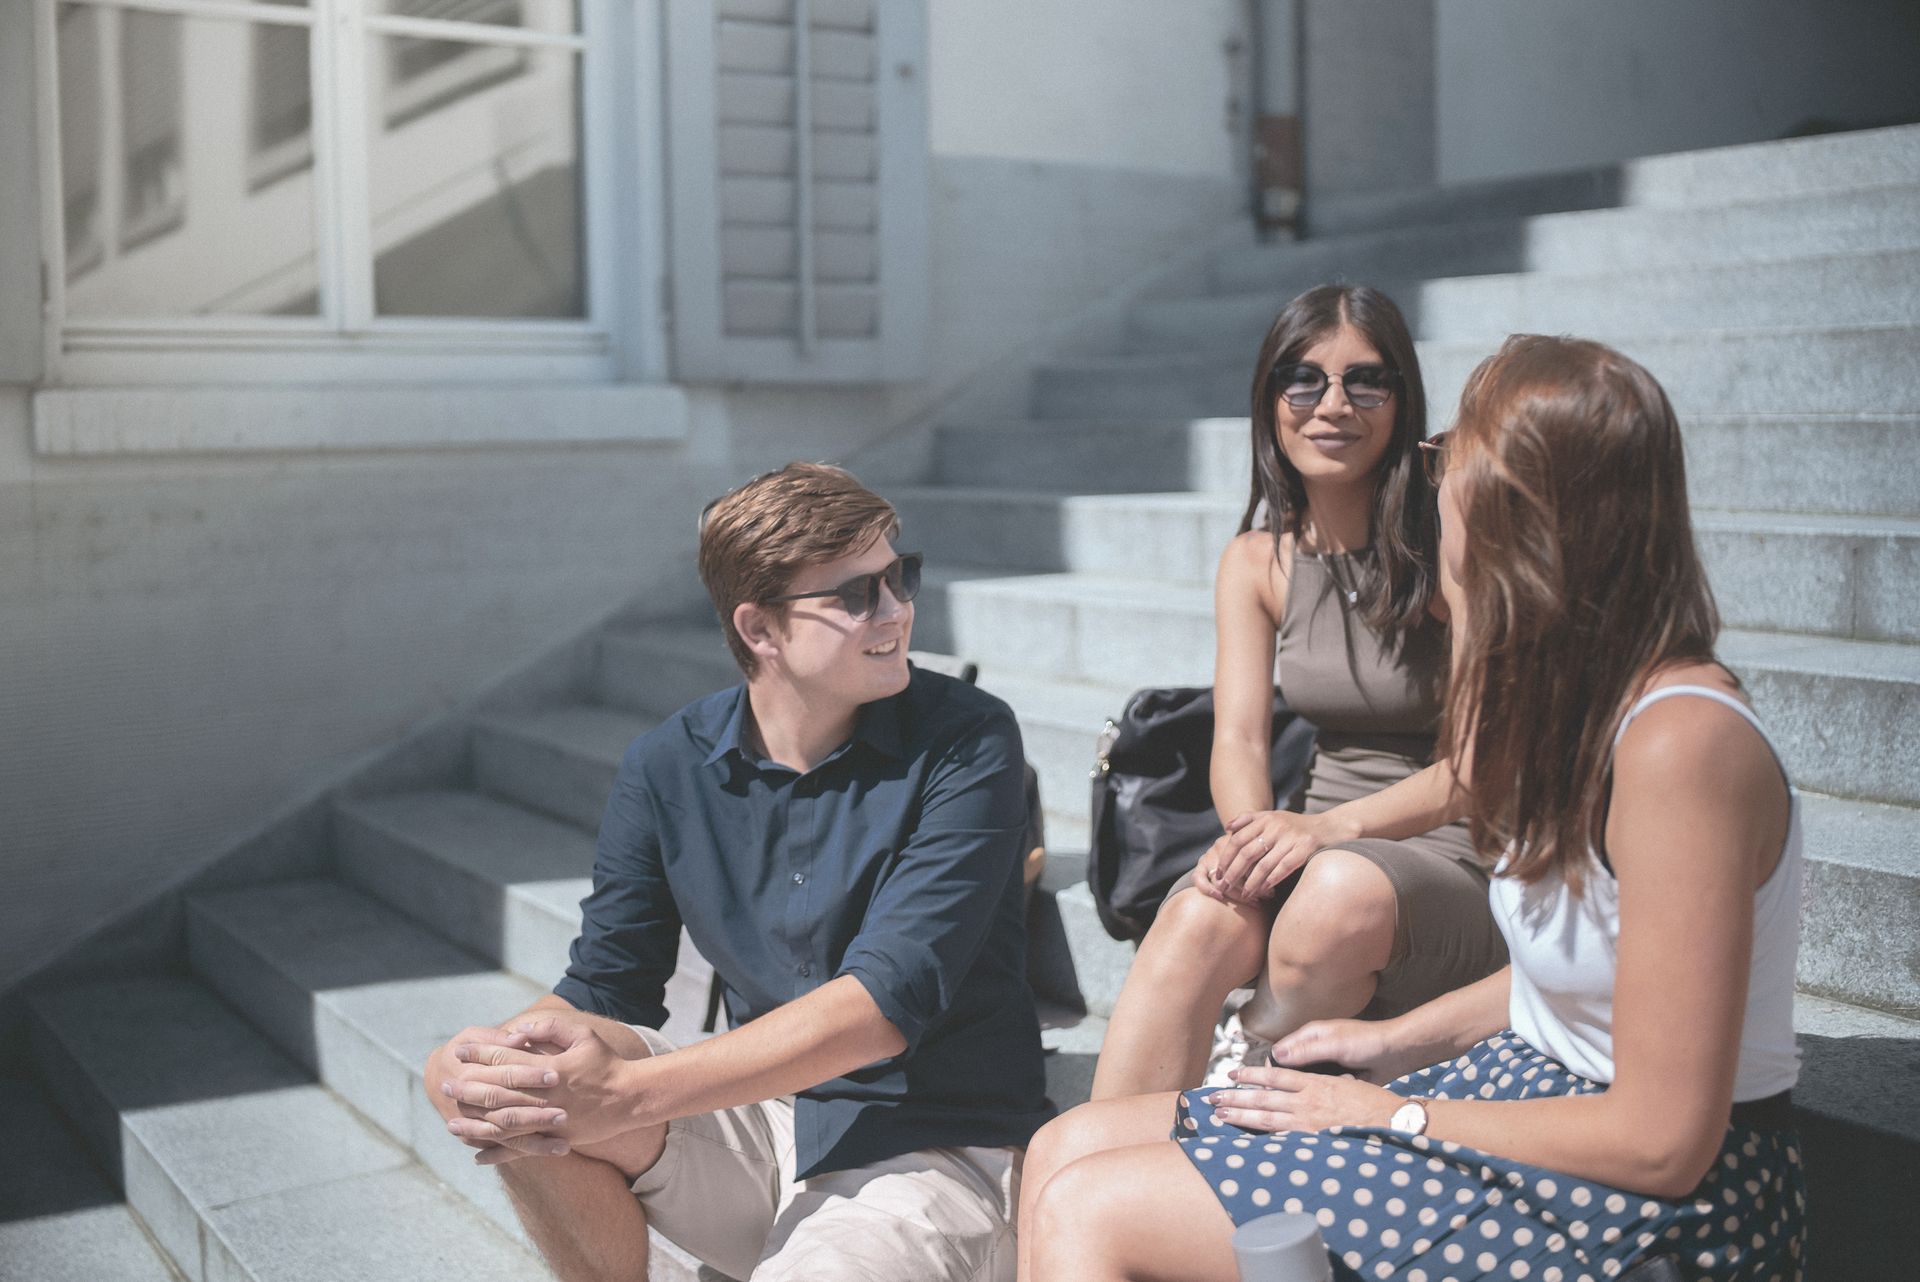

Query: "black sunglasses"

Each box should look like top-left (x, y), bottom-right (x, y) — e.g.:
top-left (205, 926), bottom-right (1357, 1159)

top-left (1417, 430), bottom-right (1451, 487)
top-left (1273, 362), bottom-right (1400, 411)
top-left (764, 552), bottom-right (923, 621)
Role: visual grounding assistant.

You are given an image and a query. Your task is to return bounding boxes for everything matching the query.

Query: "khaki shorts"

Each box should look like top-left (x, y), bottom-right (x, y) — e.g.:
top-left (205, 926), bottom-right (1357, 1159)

top-left (628, 1026), bottom-right (1020, 1282)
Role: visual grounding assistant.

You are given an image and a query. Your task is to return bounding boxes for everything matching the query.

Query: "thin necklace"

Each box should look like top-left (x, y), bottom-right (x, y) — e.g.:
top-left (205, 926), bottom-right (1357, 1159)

top-left (1301, 519), bottom-right (1361, 604)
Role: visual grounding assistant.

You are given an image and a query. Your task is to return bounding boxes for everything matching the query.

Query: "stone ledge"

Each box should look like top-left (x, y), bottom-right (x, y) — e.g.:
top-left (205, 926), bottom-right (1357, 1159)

top-left (32, 383), bottom-right (690, 457)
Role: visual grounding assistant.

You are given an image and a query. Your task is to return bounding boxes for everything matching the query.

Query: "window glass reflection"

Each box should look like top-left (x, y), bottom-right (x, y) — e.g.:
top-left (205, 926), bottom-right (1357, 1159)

top-left (368, 36), bottom-right (585, 318)
top-left (378, 2), bottom-right (578, 34)
top-left (58, 4), bottom-right (322, 318)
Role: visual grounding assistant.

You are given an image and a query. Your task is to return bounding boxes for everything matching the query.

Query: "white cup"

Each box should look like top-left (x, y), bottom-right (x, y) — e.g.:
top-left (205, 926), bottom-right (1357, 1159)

top-left (1232, 1211), bottom-right (1333, 1282)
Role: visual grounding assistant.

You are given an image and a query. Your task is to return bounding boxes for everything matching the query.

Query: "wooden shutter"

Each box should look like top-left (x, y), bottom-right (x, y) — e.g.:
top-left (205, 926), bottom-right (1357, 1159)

top-left (665, 0), bottom-right (928, 382)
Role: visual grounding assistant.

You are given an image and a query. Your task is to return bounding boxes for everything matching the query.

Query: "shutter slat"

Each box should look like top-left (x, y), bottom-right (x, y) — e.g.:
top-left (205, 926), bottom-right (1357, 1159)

top-left (717, 124), bottom-right (794, 177)
top-left (721, 227), bottom-right (793, 279)
top-left (715, 21), bottom-right (872, 80)
top-left (810, 30), bottom-right (874, 80)
top-left (716, 73), bottom-right (873, 129)
top-left (723, 280), bottom-right (796, 336)
top-left (719, 126), bottom-right (872, 182)
top-left (722, 228), bottom-right (875, 281)
top-left (719, 0), bottom-right (873, 31)
top-left (716, 19), bottom-right (789, 74)
top-left (717, 72), bottom-right (794, 127)
top-left (817, 285), bottom-right (876, 337)
top-left (721, 177), bottom-right (876, 230)
top-left (813, 130), bottom-right (873, 181)
top-left (724, 282), bottom-right (876, 338)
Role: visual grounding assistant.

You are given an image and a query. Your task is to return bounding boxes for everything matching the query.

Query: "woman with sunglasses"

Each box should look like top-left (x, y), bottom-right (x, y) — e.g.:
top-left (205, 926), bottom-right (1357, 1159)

top-left (1017, 335), bottom-right (1805, 1282)
top-left (1090, 284), bottom-right (1506, 1101)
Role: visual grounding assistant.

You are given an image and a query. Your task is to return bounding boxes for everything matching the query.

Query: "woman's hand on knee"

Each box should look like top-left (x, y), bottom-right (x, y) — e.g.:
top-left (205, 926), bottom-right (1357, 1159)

top-left (1202, 1065), bottom-right (1400, 1133)
top-left (1209, 810), bottom-right (1335, 899)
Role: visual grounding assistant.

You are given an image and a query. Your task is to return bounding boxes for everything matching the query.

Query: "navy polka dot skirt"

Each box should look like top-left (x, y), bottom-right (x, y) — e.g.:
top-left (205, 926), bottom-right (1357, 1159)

top-left (1174, 1031), bottom-right (1806, 1281)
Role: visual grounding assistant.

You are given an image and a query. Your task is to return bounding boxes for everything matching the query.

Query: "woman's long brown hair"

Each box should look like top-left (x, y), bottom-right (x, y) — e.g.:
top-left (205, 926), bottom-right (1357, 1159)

top-left (1241, 284), bottom-right (1437, 651)
top-left (1439, 335), bottom-right (1721, 890)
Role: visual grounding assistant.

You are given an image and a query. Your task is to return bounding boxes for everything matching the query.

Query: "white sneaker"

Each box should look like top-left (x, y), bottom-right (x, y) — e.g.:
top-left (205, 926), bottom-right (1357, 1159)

top-left (1201, 1011), bottom-right (1273, 1088)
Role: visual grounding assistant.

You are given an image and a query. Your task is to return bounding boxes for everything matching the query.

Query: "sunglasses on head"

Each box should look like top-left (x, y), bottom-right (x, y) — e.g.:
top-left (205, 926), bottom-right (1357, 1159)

top-left (1417, 429), bottom-right (1452, 487)
top-left (1273, 362), bottom-right (1399, 411)
top-left (764, 552), bottom-right (923, 621)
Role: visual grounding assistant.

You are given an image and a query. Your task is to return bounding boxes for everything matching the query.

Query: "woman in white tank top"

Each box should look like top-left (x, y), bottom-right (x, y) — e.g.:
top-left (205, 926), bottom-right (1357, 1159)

top-left (1017, 335), bottom-right (1807, 1282)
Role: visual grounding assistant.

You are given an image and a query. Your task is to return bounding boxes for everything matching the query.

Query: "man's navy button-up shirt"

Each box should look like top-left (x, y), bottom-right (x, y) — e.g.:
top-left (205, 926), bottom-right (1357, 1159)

top-left (553, 665), bottom-right (1053, 1179)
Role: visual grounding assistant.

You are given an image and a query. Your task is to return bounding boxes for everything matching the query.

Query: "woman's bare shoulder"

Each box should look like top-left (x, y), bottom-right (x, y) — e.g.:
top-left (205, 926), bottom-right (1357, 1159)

top-left (1219, 528), bottom-right (1288, 613)
top-left (1613, 662), bottom-right (1778, 811)
top-left (1220, 528), bottom-right (1288, 579)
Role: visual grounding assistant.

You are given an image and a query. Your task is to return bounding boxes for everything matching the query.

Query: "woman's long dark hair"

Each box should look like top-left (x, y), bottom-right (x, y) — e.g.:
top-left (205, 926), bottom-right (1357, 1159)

top-left (1240, 284), bottom-right (1438, 649)
top-left (1439, 335), bottom-right (1721, 891)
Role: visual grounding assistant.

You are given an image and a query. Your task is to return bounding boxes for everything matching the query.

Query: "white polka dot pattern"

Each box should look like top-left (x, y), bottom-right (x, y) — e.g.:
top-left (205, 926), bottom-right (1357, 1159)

top-left (1171, 1030), bottom-right (1807, 1281)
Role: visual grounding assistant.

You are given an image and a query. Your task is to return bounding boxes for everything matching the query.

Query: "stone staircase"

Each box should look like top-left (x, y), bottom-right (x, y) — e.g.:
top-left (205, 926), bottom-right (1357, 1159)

top-left (6, 123), bottom-right (1918, 1280)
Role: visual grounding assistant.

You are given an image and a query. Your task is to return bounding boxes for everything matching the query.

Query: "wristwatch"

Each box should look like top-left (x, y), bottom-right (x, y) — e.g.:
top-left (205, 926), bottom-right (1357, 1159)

top-left (1389, 1099), bottom-right (1429, 1136)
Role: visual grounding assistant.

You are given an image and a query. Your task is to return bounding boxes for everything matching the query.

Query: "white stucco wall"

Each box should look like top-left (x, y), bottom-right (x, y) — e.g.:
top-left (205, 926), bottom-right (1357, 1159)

top-left (928, 0), bottom-right (1251, 181)
top-left (1435, 0), bottom-right (1920, 185)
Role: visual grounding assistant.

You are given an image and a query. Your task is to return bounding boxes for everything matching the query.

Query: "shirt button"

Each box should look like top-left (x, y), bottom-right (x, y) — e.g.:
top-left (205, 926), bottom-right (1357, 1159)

top-left (797, 963), bottom-right (812, 977)
top-left (792, 872), bottom-right (806, 885)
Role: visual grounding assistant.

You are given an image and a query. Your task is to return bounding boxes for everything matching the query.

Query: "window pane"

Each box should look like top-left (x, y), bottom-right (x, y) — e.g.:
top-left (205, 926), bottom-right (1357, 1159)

top-left (58, 4), bottom-right (322, 318)
top-left (377, 2), bottom-right (579, 35)
top-left (367, 36), bottom-right (585, 319)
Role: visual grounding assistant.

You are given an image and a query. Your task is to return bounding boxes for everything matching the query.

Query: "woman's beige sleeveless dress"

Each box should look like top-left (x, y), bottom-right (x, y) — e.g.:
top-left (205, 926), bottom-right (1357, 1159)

top-left (1248, 546), bottom-right (1506, 1015)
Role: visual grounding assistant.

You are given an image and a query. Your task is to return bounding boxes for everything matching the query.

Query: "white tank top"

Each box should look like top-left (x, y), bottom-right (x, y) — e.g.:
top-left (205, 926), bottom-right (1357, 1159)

top-left (1489, 685), bottom-right (1803, 1100)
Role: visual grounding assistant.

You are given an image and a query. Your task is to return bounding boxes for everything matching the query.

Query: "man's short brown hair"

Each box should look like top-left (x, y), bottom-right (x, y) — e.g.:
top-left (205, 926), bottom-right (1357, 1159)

top-left (699, 462), bottom-right (901, 676)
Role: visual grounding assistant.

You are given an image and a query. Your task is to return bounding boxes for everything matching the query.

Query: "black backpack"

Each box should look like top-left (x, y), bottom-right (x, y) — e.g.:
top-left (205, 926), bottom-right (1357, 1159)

top-left (1088, 687), bottom-right (1316, 942)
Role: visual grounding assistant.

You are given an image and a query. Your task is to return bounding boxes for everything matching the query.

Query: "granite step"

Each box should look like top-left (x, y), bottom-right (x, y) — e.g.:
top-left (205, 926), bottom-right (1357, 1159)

top-left (932, 415), bottom-right (1920, 520)
top-left (1136, 248), bottom-right (1920, 353)
top-left (932, 417), bottom-right (1251, 496)
top-left (26, 977), bottom-right (554, 1282)
top-left (472, 702), bottom-right (655, 831)
top-left (894, 486), bottom-right (1920, 642)
top-left (0, 1082), bottom-right (182, 1282)
top-left (1302, 122), bottom-right (1920, 236)
top-left (334, 788), bottom-right (716, 1001)
top-left (892, 485), bottom-right (1243, 587)
top-left (183, 878), bottom-right (710, 1276)
top-left (1208, 183), bottom-right (1920, 296)
top-left (1034, 325), bottom-right (1920, 424)
top-left (335, 788), bottom-right (599, 988)
top-left (931, 572), bottom-right (1920, 805)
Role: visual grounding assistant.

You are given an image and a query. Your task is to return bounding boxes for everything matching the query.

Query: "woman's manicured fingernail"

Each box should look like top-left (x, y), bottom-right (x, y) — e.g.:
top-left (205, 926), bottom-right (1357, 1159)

top-left (439, 1081), bottom-right (452, 1096)
top-left (543, 1071), bottom-right (558, 1085)
top-left (551, 1112), bottom-right (568, 1125)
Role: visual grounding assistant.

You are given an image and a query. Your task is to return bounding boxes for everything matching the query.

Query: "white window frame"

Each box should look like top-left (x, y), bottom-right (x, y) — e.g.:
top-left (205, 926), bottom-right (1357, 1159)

top-left (34, 0), bottom-right (646, 386)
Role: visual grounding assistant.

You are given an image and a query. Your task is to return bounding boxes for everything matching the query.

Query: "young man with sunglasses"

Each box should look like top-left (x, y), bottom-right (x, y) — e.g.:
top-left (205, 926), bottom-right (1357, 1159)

top-left (423, 463), bottom-right (1050, 1282)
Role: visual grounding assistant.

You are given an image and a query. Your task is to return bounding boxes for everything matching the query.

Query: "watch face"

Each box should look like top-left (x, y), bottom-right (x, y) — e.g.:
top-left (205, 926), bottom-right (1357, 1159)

top-left (1392, 1101), bottom-right (1427, 1135)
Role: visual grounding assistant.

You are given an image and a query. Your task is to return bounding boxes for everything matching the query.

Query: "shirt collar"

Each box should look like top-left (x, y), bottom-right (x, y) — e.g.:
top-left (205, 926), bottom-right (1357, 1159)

top-left (702, 678), bottom-right (912, 769)
top-left (703, 684), bottom-right (753, 767)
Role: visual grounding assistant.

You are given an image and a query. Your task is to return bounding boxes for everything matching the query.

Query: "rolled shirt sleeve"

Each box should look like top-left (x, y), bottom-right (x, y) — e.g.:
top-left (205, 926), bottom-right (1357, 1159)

top-left (836, 708), bottom-right (1027, 1052)
top-left (553, 741), bottom-right (684, 1026)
